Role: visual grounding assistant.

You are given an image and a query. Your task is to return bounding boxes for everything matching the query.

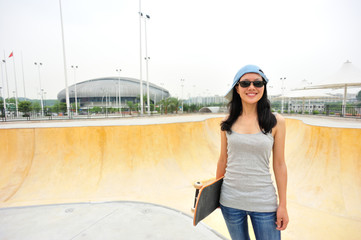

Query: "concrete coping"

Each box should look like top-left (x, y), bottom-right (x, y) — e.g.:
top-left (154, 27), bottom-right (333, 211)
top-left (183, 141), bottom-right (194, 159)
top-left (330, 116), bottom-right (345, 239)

top-left (0, 113), bottom-right (360, 129)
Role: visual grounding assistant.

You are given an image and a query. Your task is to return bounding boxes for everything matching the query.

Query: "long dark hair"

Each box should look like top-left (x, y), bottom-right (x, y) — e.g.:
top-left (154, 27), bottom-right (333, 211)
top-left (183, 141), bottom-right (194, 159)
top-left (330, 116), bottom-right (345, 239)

top-left (221, 82), bottom-right (277, 134)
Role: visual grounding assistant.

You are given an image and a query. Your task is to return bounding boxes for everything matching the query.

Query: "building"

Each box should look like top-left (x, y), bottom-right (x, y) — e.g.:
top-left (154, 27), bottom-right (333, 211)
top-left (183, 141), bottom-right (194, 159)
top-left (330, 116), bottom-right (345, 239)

top-left (57, 77), bottom-right (170, 109)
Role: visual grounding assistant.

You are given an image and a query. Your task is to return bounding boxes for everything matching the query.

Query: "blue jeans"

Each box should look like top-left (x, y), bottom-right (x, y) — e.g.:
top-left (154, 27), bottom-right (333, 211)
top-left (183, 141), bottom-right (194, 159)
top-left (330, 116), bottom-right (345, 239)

top-left (220, 204), bottom-right (280, 240)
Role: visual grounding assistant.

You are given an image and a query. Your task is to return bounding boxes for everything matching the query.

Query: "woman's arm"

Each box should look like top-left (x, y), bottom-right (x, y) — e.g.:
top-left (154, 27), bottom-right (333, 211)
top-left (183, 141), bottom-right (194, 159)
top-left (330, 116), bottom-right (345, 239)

top-left (272, 114), bottom-right (289, 231)
top-left (216, 130), bottom-right (228, 179)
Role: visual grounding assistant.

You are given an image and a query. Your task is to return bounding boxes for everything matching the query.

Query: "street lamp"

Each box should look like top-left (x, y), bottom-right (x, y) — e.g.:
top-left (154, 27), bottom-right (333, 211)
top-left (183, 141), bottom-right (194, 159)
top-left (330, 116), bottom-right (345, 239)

top-left (59, 0), bottom-right (70, 117)
top-left (280, 77), bottom-right (286, 114)
top-left (138, 9), bottom-right (144, 115)
top-left (160, 82), bottom-right (164, 114)
top-left (71, 65), bottom-right (78, 115)
top-left (34, 62), bottom-right (44, 117)
top-left (0, 86), bottom-right (4, 117)
top-left (116, 69), bottom-right (122, 114)
top-left (143, 13), bottom-right (151, 115)
top-left (44, 91), bottom-right (47, 114)
top-left (302, 79), bottom-right (312, 115)
top-left (180, 79), bottom-right (185, 113)
top-left (144, 56), bottom-right (150, 114)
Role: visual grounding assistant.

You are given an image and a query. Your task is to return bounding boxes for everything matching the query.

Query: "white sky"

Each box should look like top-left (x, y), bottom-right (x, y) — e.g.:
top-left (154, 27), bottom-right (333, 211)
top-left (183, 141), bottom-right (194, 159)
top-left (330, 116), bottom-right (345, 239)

top-left (1, 0), bottom-right (361, 100)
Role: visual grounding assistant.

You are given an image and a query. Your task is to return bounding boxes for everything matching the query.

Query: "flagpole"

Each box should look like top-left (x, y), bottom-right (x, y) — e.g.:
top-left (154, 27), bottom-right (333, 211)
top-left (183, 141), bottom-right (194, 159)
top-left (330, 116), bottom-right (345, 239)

top-left (10, 52), bottom-right (19, 117)
top-left (0, 60), bottom-right (7, 118)
top-left (59, 0), bottom-right (70, 117)
top-left (21, 51), bottom-right (26, 99)
top-left (139, 0), bottom-right (144, 115)
top-left (3, 51), bottom-right (10, 105)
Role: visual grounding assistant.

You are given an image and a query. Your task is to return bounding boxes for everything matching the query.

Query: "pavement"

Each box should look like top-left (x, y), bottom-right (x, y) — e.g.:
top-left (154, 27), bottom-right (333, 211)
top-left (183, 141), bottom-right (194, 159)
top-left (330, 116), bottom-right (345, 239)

top-left (0, 201), bottom-right (226, 240)
top-left (0, 113), bottom-right (360, 239)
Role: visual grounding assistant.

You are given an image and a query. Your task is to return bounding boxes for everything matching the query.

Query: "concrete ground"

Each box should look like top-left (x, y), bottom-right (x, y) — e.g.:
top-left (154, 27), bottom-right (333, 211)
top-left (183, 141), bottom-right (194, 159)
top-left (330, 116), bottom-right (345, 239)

top-left (1, 113), bottom-right (360, 239)
top-left (0, 201), bottom-right (226, 240)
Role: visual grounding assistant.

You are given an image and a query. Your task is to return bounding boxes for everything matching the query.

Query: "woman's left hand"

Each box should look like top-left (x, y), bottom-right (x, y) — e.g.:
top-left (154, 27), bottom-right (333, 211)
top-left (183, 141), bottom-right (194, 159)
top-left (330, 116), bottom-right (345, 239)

top-left (276, 206), bottom-right (289, 231)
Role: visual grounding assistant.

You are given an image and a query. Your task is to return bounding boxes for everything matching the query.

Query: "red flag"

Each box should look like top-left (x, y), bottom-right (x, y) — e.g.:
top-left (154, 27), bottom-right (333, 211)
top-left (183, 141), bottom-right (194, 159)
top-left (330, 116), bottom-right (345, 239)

top-left (8, 52), bottom-right (13, 58)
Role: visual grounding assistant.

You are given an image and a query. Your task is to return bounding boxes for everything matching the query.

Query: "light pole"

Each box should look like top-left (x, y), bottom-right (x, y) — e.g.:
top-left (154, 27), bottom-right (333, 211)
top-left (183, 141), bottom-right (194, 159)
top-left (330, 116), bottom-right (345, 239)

top-left (143, 14), bottom-right (151, 115)
top-left (145, 56), bottom-right (150, 114)
top-left (116, 69), bottom-right (122, 114)
top-left (71, 65), bottom-right (78, 115)
top-left (21, 52), bottom-right (26, 99)
top-left (192, 85), bottom-right (196, 105)
top-left (206, 89), bottom-right (210, 106)
top-left (138, 7), bottom-right (144, 115)
top-left (280, 77), bottom-right (286, 114)
top-left (302, 79), bottom-right (312, 115)
top-left (180, 79), bottom-right (185, 113)
top-left (59, 0), bottom-right (70, 117)
top-left (10, 53), bottom-right (19, 117)
top-left (34, 62), bottom-right (44, 117)
top-left (44, 91), bottom-right (47, 114)
top-left (160, 82), bottom-right (164, 114)
top-left (0, 86), bottom-right (3, 117)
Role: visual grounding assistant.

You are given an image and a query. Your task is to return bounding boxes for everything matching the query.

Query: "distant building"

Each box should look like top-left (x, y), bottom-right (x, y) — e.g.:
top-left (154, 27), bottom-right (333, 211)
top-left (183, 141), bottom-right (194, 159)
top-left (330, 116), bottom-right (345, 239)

top-left (185, 95), bottom-right (227, 105)
top-left (288, 103), bottom-right (325, 113)
top-left (57, 77), bottom-right (170, 109)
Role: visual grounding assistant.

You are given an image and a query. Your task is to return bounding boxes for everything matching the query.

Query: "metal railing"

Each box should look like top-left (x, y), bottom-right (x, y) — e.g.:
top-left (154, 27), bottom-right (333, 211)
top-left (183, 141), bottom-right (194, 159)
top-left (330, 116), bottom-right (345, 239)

top-left (274, 104), bottom-right (361, 119)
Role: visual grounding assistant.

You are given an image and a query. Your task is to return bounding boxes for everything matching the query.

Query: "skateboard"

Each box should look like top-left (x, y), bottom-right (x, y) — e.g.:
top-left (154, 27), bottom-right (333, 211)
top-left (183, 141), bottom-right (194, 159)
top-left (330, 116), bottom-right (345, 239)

top-left (192, 177), bottom-right (224, 226)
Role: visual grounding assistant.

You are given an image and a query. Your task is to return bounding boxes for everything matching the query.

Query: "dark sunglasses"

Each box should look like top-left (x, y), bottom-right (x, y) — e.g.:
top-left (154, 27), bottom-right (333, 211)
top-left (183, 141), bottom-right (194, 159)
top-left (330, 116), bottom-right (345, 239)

top-left (237, 80), bottom-right (265, 88)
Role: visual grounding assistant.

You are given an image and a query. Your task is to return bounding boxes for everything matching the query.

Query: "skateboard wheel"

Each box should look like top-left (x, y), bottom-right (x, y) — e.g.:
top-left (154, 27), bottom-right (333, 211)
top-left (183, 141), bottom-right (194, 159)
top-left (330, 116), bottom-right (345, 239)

top-left (191, 207), bottom-right (195, 212)
top-left (194, 181), bottom-right (203, 189)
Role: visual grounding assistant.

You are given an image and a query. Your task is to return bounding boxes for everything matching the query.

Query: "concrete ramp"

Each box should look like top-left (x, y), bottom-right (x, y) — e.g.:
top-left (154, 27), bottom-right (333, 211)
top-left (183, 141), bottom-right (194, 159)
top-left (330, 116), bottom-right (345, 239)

top-left (0, 116), bottom-right (361, 239)
top-left (284, 118), bottom-right (361, 239)
top-left (0, 118), bottom-right (221, 211)
top-left (286, 118), bottom-right (361, 219)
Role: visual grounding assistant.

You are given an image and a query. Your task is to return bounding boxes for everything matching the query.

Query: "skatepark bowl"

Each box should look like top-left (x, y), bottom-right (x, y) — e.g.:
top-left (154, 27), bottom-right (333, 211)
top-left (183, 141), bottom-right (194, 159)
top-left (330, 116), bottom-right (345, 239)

top-left (0, 114), bottom-right (360, 239)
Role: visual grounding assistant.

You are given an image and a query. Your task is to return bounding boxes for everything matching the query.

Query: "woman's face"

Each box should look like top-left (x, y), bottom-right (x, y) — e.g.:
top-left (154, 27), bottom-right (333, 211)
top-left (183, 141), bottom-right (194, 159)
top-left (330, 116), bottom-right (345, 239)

top-left (236, 73), bottom-right (265, 105)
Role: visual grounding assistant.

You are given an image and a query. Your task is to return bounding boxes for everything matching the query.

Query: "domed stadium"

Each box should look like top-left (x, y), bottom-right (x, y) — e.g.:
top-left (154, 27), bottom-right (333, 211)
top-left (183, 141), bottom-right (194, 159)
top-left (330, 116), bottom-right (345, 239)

top-left (57, 77), bottom-right (170, 109)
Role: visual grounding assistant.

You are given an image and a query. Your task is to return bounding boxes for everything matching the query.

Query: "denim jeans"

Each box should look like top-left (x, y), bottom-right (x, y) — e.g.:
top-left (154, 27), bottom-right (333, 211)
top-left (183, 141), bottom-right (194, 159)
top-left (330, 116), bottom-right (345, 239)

top-left (220, 204), bottom-right (280, 240)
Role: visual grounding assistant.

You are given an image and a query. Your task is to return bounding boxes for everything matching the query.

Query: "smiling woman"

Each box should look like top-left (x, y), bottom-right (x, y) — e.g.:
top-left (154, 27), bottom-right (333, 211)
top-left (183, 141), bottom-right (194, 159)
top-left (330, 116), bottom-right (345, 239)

top-left (217, 65), bottom-right (288, 239)
top-left (236, 73), bottom-right (265, 105)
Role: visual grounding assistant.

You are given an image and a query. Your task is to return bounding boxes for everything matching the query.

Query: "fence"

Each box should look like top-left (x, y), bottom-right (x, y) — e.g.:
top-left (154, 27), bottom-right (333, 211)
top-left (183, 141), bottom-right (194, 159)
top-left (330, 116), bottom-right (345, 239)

top-left (325, 104), bottom-right (361, 117)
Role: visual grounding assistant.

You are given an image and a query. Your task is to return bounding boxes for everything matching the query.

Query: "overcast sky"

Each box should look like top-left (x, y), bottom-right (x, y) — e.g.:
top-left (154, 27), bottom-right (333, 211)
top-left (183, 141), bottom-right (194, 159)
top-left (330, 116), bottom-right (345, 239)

top-left (1, 0), bottom-right (361, 100)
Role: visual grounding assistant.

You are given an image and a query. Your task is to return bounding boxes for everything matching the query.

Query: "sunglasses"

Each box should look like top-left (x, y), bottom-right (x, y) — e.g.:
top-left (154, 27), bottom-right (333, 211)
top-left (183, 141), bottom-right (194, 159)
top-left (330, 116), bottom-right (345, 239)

top-left (237, 80), bottom-right (265, 88)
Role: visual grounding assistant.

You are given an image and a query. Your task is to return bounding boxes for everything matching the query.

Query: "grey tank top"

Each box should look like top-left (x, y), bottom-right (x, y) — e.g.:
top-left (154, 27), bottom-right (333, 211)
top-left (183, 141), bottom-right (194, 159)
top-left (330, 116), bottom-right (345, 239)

top-left (220, 130), bottom-right (278, 212)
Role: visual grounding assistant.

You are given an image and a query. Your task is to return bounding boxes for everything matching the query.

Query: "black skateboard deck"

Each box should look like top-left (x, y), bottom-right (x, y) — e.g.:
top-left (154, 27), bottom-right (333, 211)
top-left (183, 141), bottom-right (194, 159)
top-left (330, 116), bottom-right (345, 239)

top-left (193, 177), bottom-right (224, 226)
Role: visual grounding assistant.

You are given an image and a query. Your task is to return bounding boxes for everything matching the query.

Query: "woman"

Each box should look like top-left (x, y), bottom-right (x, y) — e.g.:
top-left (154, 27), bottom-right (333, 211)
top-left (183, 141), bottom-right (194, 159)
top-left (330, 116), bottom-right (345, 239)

top-left (216, 65), bottom-right (289, 240)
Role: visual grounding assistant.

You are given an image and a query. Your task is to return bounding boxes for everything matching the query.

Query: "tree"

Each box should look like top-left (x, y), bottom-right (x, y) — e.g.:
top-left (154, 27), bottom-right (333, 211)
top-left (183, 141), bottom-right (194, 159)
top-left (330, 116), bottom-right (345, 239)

top-left (0, 99), bottom-right (4, 117)
top-left (51, 101), bottom-right (60, 113)
top-left (357, 90), bottom-right (361, 102)
top-left (169, 97), bottom-right (180, 114)
top-left (32, 102), bottom-right (41, 114)
top-left (159, 97), bottom-right (171, 114)
top-left (59, 102), bottom-right (67, 113)
top-left (159, 97), bottom-right (180, 114)
top-left (18, 101), bottom-right (32, 116)
top-left (127, 101), bottom-right (135, 115)
top-left (90, 106), bottom-right (102, 113)
top-left (188, 103), bottom-right (198, 113)
top-left (71, 102), bottom-right (80, 112)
